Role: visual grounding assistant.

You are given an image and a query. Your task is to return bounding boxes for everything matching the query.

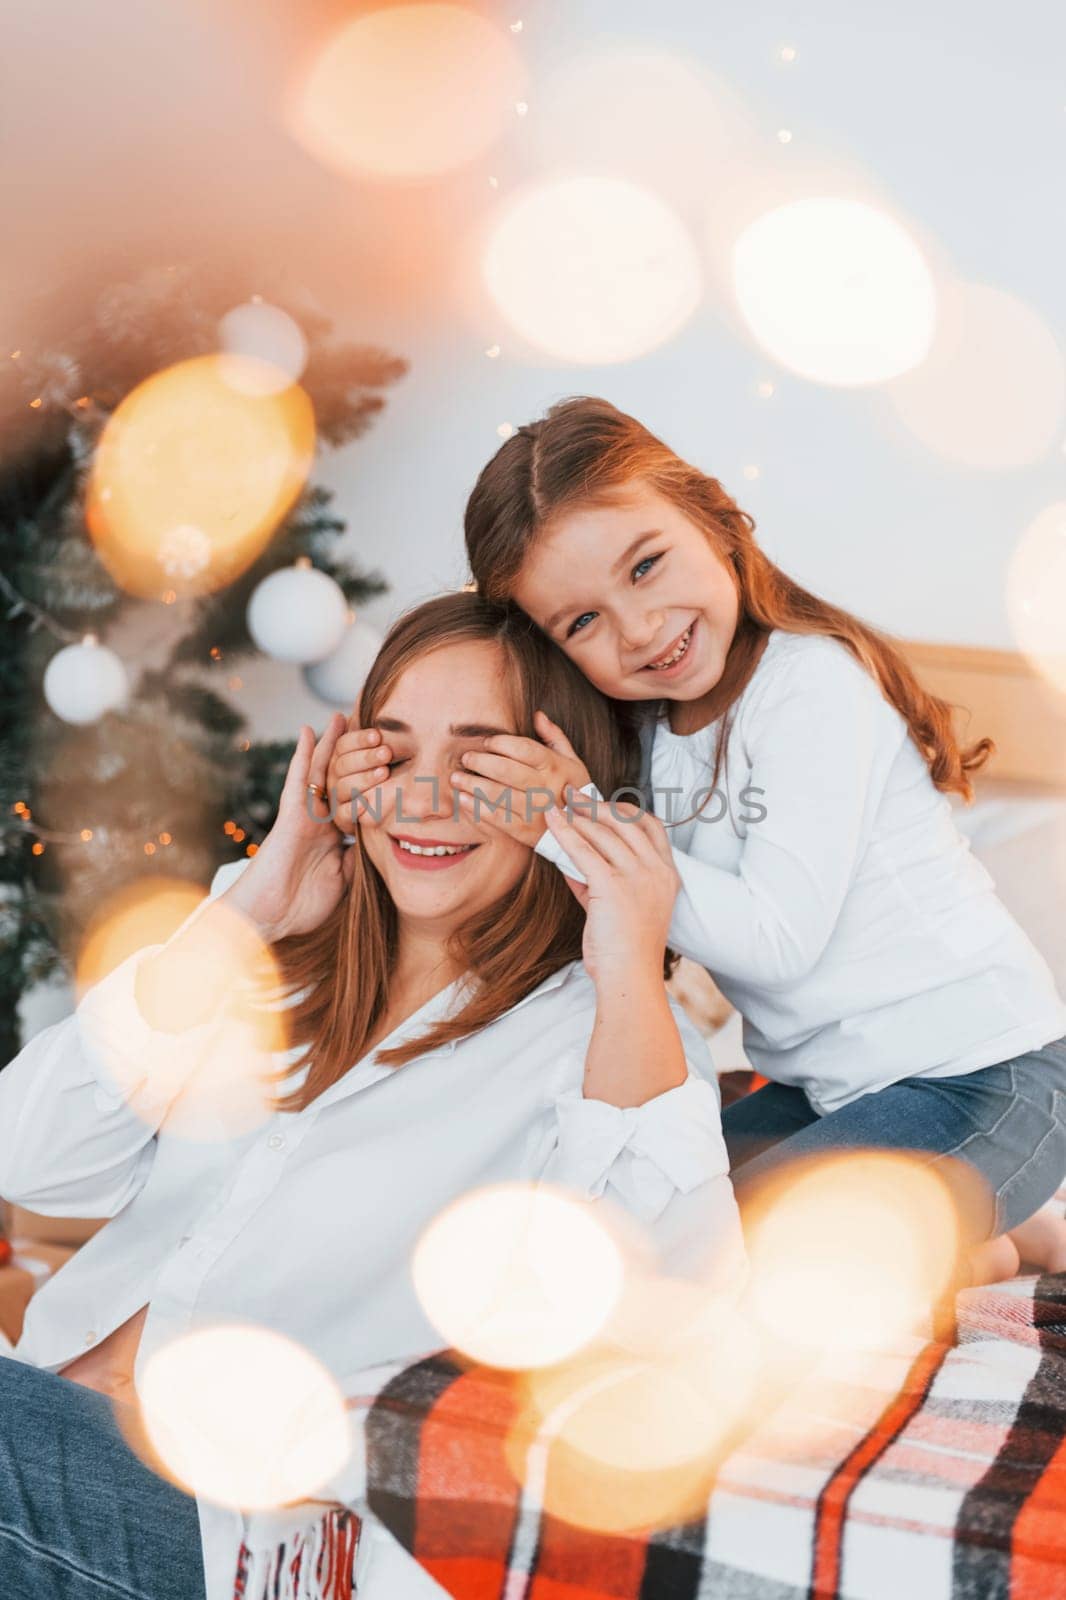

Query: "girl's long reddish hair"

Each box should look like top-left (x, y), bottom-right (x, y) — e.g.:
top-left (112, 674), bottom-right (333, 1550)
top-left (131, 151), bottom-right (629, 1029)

top-left (464, 395), bottom-right (993, 802)
top-left (256, 592), bottom-right (640, 1113)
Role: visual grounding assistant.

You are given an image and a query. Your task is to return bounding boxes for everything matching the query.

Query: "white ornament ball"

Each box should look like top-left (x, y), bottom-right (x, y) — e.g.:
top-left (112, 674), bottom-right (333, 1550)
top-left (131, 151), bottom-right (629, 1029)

top-left (304, 618), bottom-right (384, 707)
top-left (44, 638), bottom-right (129, 725)
top-left (218, 301), bottom-right (308, 396)
top-left (247, 565), bottom-right (349, 664)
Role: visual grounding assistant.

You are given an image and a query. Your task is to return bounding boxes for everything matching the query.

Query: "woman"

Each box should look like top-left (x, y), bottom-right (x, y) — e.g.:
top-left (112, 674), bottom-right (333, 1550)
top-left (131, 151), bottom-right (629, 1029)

top-left (0, 594), bottom-right (741, 1600)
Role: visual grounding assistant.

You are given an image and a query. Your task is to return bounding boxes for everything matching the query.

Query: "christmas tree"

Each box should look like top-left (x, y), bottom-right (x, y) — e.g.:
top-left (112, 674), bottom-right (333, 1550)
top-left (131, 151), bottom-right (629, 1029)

top-left (0, 262), bottom-right (405, 1064)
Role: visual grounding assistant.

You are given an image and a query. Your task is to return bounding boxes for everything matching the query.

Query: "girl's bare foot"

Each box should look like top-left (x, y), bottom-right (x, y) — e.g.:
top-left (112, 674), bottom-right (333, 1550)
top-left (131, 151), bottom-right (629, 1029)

top-left (1008, 1202), bottom-right (1066, 1273)
top-left (966, 1233), bottom-right (1021, 1286)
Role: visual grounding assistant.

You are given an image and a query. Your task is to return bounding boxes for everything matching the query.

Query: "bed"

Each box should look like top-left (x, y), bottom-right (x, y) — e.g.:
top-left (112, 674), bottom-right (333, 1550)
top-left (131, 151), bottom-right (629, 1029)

top-left (232, 636), bottom-right (1066, 1600)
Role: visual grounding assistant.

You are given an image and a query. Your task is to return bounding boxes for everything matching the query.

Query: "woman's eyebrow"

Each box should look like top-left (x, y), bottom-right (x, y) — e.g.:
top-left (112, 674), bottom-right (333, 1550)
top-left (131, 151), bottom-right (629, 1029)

top-left (374, 717), bottom-right (514, 739)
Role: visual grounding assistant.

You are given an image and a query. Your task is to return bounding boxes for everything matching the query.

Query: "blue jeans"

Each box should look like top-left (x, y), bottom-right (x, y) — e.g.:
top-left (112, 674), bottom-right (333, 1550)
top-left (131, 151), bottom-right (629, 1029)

top-left (0, 1356), bottom-right (205, 1598)
top-left (722, 1034), bottom-right (1066, 1240)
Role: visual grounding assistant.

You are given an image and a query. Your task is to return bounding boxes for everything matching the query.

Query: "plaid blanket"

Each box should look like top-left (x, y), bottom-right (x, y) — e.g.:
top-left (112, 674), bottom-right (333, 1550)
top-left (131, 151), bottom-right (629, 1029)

top-left (237, 1272), bottom-right (1066, 1599)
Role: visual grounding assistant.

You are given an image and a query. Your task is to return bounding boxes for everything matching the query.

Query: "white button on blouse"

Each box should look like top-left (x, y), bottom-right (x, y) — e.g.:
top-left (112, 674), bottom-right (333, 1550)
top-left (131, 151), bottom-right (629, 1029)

top-left (0, 858), bottom-right (741, 1600)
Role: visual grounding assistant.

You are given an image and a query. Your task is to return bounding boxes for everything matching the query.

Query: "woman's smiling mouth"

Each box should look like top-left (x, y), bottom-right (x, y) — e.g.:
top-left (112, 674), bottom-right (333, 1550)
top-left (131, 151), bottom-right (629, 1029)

top-left (389, 835), bottom-right (481, 871)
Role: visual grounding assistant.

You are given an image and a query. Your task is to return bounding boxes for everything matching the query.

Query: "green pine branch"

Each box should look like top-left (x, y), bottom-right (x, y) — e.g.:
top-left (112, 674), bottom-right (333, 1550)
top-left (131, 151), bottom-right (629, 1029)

top-left (0, 259), bottom-right (404, 1063)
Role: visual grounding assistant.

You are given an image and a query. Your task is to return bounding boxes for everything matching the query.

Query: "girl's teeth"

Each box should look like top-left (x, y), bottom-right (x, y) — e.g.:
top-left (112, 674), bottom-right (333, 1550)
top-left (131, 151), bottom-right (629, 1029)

top-left (648, 624), bottom-right (693, 669)
top-left (397, 840), bottom-right (472, 856)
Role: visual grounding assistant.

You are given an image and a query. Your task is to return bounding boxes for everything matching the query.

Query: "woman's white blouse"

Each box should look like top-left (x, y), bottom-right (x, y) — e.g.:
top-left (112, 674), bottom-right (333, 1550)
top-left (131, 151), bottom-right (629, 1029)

top-left (537, 629), bottom-right (1066, 1115)
top-left (0, 858), bottom-right (740, 1600)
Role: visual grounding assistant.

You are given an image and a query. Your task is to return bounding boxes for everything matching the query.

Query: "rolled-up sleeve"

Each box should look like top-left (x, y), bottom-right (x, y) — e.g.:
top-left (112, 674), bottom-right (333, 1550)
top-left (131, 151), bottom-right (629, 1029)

top-left (535, 991), bottom-right (743, 1295)
top-left (543, 1070), bottom-right (729, 1224)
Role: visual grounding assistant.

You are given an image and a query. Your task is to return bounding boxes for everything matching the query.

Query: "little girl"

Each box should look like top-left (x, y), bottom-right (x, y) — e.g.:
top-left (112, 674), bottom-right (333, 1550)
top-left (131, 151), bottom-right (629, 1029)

top-left (330, 397), bottom-right (1066, 1284)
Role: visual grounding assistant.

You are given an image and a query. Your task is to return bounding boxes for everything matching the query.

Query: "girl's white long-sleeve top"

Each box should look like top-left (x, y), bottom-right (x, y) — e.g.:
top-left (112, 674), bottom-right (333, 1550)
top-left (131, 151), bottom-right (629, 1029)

top-left (0, 857), bottom-right (741, 1600)
top-left (536, 628), bottom-right (1066, 1115)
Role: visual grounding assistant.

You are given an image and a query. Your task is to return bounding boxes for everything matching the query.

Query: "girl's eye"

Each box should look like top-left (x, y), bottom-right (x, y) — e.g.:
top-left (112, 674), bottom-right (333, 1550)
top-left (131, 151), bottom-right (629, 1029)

top-left (632, 553), bottom-right (662, 582)
top-left (566, 612), bottom-right (596, 639)
top-left (385, 758), bottom-right (408, 771)
top-left (560, 556), bottom-right (659, 636)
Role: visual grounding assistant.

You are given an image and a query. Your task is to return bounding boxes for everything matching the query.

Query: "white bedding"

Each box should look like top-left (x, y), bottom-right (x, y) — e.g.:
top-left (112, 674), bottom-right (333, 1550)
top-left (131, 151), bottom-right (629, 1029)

top-left (950, 784), bottom-right (1066, 998)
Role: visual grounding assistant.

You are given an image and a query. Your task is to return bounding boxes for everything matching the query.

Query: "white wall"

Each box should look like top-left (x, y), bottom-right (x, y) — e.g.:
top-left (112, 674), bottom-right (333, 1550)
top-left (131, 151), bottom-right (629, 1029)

top-left (322, 0), bottom-right (1064, 653)
top-left (4, 0), bottom-right (1063, 738)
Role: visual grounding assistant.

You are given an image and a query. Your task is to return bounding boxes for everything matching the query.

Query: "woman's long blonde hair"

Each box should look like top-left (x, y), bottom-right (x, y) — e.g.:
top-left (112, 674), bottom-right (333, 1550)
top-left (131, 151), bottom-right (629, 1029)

top-left (464, 395), bottom-right (993, 802)
top-left (259, 592), bottom-right (640, 1113)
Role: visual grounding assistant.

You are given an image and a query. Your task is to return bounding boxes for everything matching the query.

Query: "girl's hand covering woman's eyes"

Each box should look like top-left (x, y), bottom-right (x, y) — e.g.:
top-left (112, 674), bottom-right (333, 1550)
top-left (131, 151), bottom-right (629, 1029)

top-left (325, 720), bottom-right (394, 835)
top-left (543, 801), bottom-right (680, 988)
top-left (450, 710), bottom-right (592, 849)
top-left (221, 714), bottom-right (357, 942)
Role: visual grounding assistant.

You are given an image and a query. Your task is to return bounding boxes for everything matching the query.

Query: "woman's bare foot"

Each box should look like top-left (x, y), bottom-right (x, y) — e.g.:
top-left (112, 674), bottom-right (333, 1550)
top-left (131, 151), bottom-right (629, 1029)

top-left (966, 1233), bottom-right (1021, 1286)
top-left (1007, 1202), bottom-right (1066, 1273)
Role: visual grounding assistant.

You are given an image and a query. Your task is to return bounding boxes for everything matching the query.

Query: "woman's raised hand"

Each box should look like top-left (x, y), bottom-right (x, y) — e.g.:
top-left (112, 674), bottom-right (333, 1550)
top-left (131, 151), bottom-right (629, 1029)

top-left (542, 799), bottom-right (680, 987)
top-left (222, 714), bottom-right (357, 942)
top-left (325, 719), bottom-right (392, 836)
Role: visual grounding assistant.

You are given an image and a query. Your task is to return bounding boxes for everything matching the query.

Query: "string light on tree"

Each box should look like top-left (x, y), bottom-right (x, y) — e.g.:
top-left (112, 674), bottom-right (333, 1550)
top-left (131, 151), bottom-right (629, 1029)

top-left (777, 128), bottom-right (793, 144)
top-left (43, 635), bottom-right (129, 725)
top-left (246, 557), bottom-right (348, 664)
top-left (780, 45), bottom-right (797, 62)
top-left (0, 261), bottom-right (398, 1074)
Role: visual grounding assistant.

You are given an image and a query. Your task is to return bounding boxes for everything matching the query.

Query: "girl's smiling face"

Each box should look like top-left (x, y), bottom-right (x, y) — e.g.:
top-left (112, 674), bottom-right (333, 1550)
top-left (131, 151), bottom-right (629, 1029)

top-left (359, 639), bottom-right (530, 938)
top-left (511, 482), bottom-right (740, 703)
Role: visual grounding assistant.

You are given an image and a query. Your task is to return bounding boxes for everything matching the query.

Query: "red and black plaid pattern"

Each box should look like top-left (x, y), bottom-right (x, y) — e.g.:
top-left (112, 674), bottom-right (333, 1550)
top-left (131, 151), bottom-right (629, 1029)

top-left (238, 1272), bottom-right (1066, 1599)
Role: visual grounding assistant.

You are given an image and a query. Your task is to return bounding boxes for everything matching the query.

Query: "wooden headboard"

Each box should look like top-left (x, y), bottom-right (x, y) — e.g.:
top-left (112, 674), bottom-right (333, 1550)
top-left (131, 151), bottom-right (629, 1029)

top-left (898, 640), bottom-right (1066, 792)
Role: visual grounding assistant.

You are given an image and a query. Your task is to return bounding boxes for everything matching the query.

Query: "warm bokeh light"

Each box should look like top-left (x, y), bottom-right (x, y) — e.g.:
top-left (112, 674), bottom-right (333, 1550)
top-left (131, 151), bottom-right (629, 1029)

top-left (77, 875), bottom-right (206, 989)
top-left (742, 1151), bottom-right (962, 1354)
top-left (218, 300), bottom-right (308, 397)
top-left (505, 1291), bottom-right (761, 1534)
top-left (411, 1183), bottom-right (625, 1369)
top-left (731, 198), bottom-right (936, 385)
top-left (133, 1326), bottom-right (350, 1510)
top-left (530, 49), bottom-right (755, 220)
top-left (286, 5), bottom-right (525, 180)
top-left (885, 281), bottom-right (1065, 468)
top-left (76, 879), bottom-right (289, 1139)
top-left (482, 176), bottom-right (702, 364)
top-left (1007, 501), bottom-right (1066, 694)
top-left (86, 355), bottom-right (315, 600)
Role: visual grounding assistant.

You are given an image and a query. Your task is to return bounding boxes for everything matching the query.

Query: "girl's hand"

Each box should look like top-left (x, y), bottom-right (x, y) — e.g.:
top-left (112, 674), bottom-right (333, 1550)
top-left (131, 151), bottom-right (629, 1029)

top-left (543, 800), bottom-right (680, 987)
top-left (222, 715), bottom-right (357, 942)
top-left (325, 719), bottom-right (393, 836)
top-left (450, 710), bottom-right (592, 849)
